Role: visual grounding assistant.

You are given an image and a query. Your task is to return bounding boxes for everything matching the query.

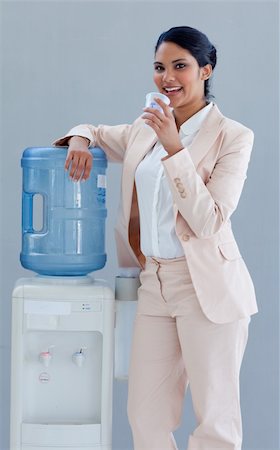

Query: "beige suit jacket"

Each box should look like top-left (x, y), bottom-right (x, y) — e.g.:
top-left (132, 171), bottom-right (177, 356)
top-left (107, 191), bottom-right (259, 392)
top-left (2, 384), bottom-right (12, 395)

top-left (54, 103), bottom-right (258, 323)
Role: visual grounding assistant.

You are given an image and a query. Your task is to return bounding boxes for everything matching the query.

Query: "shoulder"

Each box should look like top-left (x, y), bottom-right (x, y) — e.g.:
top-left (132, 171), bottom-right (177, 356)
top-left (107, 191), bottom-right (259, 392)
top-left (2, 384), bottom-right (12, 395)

top-left (131, 115), bottom-right (146, 131)
top-left (127, 115), bottom-right (156, 141)
top-left (213, 104), bottom-right (254, 145)
top-left (223, 117), bottom-right (254, 140)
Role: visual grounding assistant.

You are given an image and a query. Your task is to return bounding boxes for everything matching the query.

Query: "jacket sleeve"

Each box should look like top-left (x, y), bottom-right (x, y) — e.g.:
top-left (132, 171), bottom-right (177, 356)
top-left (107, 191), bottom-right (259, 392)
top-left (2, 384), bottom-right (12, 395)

top-left (52, 122), bottom-right (133, 163)
top-left (161, 127), bottom-right (254, 238)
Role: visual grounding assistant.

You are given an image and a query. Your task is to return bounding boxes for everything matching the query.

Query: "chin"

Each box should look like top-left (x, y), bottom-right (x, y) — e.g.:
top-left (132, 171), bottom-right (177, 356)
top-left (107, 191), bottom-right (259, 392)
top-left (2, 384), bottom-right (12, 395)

top-left (169, 98), bottom-right (185, 108)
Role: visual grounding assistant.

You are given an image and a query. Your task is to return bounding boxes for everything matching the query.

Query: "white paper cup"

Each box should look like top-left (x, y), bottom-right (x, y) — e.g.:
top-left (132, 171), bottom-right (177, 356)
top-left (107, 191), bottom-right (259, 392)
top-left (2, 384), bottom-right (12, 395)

top-left (145, 92), bottom-right (170, 113)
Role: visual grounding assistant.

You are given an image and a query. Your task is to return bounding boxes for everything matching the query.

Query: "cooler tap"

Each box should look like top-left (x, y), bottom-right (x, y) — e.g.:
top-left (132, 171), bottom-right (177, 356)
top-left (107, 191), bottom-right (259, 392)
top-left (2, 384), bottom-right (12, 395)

top-left (72, 347), bottom-right (87, 367)
top-left (39, 345), bottom-right (55, 367)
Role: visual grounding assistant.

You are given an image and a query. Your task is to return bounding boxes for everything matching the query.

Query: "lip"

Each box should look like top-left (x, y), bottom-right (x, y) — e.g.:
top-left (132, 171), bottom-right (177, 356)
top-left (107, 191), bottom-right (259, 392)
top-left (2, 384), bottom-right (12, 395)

top-left (163, 86), bottom-right (182, 90)
top-left (162, 87), bottom-right (183, 96)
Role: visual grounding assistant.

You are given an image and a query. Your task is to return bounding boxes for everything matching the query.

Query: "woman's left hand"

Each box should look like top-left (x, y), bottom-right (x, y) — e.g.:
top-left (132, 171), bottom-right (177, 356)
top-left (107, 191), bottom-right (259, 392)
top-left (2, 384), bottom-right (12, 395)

top-left (142, 97), bottom-right (184, 156)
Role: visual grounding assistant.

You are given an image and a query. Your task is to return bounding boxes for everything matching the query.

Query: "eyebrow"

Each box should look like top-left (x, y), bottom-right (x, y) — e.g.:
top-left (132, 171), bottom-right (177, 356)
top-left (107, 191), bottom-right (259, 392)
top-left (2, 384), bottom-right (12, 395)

top-left (153, 58), bottom-right (189, 65)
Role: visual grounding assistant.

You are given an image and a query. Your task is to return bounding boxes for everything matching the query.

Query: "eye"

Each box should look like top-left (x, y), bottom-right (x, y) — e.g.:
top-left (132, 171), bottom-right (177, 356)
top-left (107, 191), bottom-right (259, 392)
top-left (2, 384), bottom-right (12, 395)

top-left (175, 63), bottom-right (187, 69)
top-left (154, 65), bottom-right (164, 72)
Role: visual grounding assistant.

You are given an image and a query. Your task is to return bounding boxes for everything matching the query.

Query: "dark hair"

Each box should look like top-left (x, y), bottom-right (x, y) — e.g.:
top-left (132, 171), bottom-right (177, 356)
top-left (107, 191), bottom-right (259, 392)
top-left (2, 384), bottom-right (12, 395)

top-left (155, 26), bottom-right (217, 101)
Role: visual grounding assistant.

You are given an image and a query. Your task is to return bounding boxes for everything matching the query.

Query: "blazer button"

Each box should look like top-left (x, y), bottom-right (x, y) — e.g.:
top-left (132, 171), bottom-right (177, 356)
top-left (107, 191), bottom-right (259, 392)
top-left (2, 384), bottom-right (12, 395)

top-left (180, 192), bottom-right (187, 198)
top-left (178, 187), bottom-right (185, 194)
top-left (176, 182), bottom-right (184, 189)
top-left (174, 177), bottom-right (181, 183)
top-left (182, 234), bottom-right (190, 241)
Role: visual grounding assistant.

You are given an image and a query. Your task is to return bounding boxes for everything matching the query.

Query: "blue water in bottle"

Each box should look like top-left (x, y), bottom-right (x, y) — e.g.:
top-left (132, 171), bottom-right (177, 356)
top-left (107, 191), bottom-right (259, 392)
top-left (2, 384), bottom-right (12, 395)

top-left (20, 147), bottom-right (107, 276)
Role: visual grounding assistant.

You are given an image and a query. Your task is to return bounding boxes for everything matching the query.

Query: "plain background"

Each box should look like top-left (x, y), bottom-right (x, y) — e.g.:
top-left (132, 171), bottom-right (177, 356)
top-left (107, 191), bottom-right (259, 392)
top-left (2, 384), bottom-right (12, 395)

top-left (0, 1), bottom-right (279, 449)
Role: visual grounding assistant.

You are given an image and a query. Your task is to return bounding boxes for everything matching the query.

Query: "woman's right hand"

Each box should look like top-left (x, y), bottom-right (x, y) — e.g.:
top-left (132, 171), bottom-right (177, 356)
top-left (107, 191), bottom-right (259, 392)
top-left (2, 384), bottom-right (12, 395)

top-left (65, 136), bottom-right (93, 181)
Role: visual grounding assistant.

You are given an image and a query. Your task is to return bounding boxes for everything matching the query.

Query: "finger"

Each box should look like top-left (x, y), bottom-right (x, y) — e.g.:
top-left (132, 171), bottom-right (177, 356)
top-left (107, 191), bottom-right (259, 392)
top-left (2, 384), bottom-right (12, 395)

top-left (154, 97), bottom-right (172, 116)
top-left (69, 155), bottom-right (80, 178)
top-left (142, 107), bottom-right (164, 120)
top-left (74, 156), bottom-right (87, 181)
top-left (65, 152), bottom-right (74, 170)
top-left (143, 119), bottom-right (161, 133)
top-left (82, 155), bottom-right (93, 180)
top-left (142, 112), bottom-right (162, 126)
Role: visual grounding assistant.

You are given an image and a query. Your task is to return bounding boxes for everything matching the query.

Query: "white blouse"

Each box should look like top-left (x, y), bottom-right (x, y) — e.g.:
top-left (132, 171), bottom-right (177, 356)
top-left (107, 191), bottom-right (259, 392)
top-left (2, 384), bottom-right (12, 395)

top-left (135, 102), bottom-right (213, 258)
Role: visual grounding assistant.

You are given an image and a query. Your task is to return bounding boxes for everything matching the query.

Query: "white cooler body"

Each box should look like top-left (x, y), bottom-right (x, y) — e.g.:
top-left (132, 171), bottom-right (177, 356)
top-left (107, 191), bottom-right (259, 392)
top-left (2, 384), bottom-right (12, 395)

top-left (10, 276), bottom-right (114, 450)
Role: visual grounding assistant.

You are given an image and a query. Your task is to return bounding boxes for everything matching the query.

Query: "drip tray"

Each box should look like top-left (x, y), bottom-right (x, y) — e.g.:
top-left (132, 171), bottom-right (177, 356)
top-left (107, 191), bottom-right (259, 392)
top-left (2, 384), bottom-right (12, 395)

top-left (22, 422), bottom-right (101, 446)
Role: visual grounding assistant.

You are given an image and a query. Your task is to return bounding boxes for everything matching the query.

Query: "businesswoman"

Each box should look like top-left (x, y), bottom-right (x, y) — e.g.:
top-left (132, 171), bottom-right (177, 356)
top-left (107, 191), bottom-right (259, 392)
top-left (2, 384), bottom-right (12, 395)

top-left (54, 26), bottom-right (258, 450)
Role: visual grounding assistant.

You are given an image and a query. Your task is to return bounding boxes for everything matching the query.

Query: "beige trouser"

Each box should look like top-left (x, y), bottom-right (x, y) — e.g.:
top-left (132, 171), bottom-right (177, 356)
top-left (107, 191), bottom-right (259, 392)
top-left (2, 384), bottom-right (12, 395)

top-left (127, 256), bottom-right (251, 450)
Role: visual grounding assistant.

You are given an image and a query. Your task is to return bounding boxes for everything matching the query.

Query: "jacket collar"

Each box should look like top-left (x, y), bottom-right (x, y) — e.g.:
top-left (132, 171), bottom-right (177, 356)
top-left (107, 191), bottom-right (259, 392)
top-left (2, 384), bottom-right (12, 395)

top-left (129, 102), bottom-right (225, 167)
top-left (180, 101), bottom-right (213, 136)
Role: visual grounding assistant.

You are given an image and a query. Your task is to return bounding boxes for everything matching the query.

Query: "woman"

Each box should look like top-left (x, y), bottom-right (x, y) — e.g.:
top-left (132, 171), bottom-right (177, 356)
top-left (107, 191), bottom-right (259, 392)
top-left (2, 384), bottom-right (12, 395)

top-left (54, 26), bottom-right (258, 450)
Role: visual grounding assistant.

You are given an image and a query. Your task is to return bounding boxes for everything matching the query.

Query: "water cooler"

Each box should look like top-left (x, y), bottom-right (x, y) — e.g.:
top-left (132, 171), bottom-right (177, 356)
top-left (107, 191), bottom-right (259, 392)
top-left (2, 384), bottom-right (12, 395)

top-left (10, 276), bottom-right (114, 450)
top-left (10, 147), bottom-right (116, 450)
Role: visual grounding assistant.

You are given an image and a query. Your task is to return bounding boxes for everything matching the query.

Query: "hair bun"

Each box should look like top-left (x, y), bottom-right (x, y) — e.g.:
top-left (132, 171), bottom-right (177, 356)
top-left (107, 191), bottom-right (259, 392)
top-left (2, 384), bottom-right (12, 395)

top-left (210, 45), bottom-right (217, 68)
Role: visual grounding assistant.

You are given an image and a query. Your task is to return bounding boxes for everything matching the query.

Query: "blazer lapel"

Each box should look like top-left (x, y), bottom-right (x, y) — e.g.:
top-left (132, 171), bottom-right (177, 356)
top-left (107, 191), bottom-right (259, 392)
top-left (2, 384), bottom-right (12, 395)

top-left (187, 103), bottom-right (225, 167)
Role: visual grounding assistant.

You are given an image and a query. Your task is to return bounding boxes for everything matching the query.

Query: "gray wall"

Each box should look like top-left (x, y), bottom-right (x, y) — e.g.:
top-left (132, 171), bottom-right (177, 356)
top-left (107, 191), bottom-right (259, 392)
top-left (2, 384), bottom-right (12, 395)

top-left (0, 1), bottom-right (279, 449)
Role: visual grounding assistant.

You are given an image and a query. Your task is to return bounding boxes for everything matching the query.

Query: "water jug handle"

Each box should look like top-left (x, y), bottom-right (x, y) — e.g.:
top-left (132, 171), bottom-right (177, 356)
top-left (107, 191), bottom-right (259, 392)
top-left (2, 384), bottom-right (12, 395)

top-left (22, 192), bottom-right (34, 233)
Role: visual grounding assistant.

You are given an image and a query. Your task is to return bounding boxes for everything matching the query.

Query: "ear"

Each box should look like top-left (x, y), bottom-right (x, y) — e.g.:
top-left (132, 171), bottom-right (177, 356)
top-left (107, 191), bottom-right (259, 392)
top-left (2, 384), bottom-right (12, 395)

top-left (200, 63), bottom-right (212, 80)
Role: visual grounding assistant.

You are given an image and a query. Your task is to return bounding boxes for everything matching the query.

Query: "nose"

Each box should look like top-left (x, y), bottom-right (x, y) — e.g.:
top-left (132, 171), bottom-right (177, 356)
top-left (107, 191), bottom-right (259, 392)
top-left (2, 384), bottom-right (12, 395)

top-left (162, 68), bottom-right (176, 82)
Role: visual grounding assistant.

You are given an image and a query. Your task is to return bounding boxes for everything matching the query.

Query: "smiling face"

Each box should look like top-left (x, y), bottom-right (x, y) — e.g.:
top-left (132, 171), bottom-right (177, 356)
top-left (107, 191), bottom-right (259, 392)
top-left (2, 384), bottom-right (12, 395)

top-left (153, 41), bottom-right (212, 117)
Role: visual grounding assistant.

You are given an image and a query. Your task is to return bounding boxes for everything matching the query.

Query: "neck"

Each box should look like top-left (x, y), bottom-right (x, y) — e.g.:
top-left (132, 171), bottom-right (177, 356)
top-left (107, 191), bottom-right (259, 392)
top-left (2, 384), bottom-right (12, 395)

top-left (174, 98), bottom-right (208, 130)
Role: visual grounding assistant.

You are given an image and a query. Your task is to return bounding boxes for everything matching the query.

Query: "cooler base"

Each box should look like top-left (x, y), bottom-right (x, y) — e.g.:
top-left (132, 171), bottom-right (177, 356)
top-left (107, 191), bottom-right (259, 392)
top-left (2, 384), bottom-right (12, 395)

top-left (22, 446), bottom-right (111, 450)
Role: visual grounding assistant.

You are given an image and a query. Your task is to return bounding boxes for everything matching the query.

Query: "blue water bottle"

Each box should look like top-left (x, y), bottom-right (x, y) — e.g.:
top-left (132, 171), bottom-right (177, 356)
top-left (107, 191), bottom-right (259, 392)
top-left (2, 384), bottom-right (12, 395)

top-left (20, 147), bottom-right (107, 276)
